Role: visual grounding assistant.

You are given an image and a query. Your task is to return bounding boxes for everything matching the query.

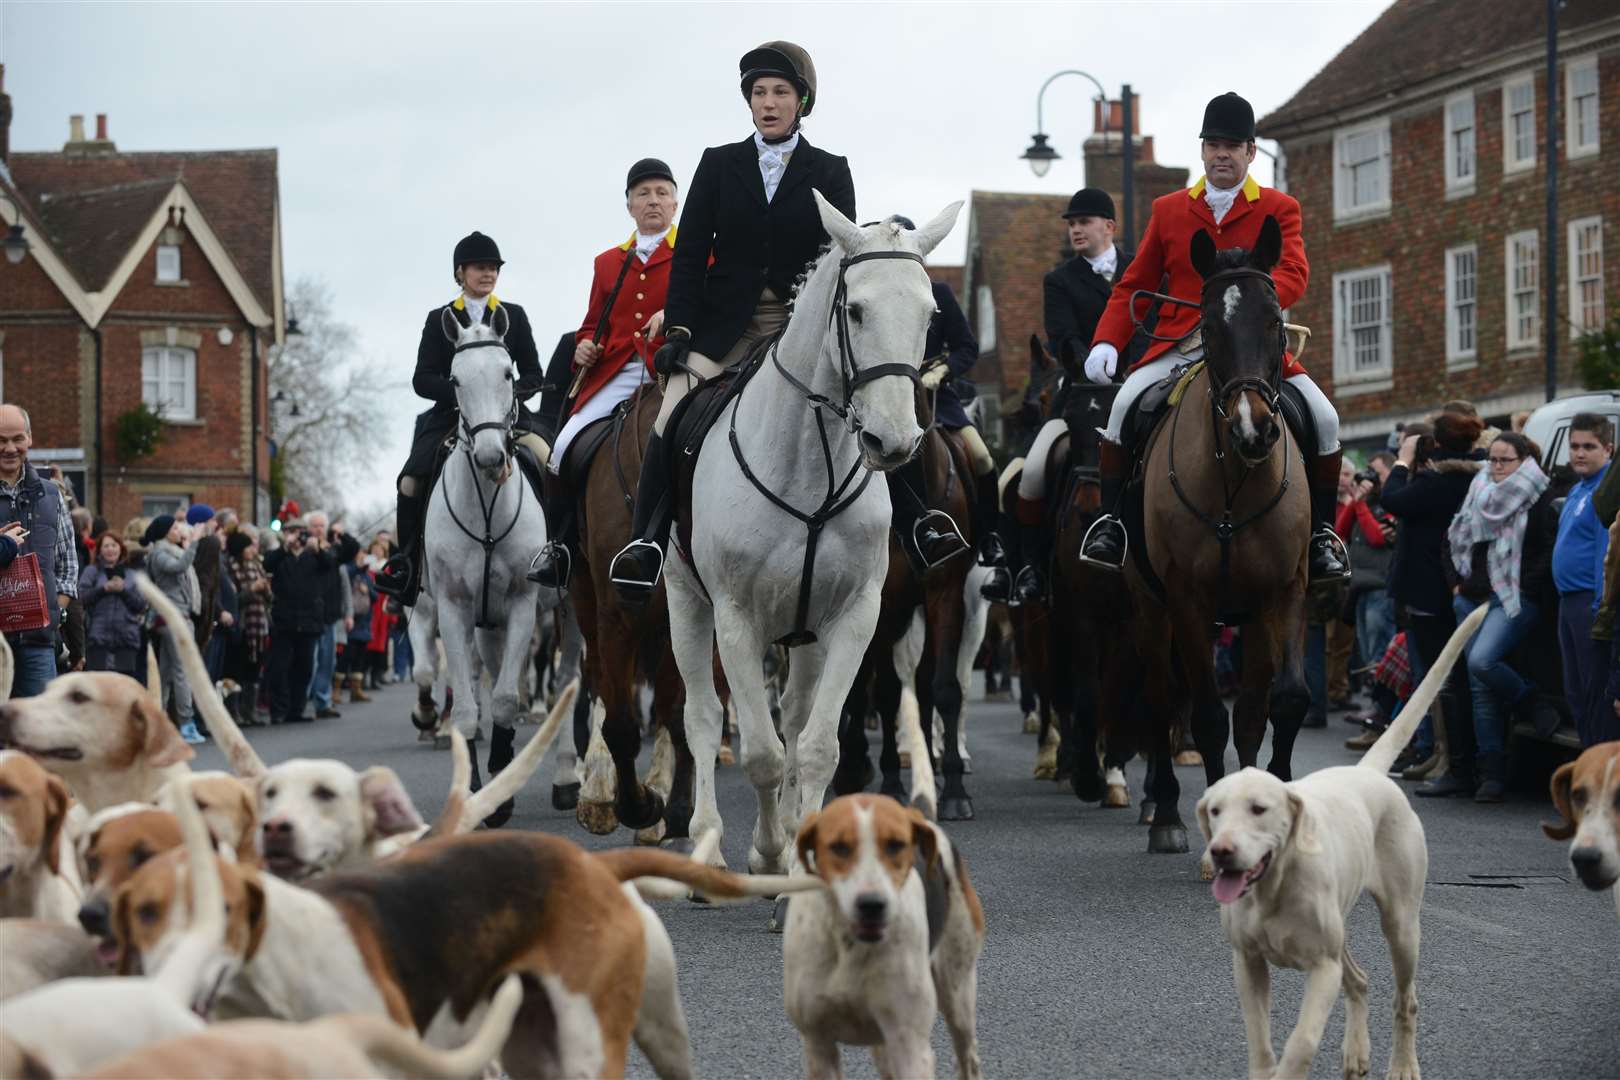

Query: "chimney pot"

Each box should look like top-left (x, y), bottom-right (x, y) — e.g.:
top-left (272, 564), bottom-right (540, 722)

top-left (69, 114), bottom-right (85, 143)
top-left (95, 113), bottom-right (107, 140)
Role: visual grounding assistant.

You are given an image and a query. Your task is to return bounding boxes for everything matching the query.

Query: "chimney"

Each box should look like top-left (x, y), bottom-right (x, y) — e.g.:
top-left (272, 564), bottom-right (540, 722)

top-left (64, 111), bottom-right (116, 156)
top-left (68, 114), bottom-right (85, 144)
top-left (0, 65), bottom-right (12, 166)
top-left (95, 113), bottom-right (107, 140)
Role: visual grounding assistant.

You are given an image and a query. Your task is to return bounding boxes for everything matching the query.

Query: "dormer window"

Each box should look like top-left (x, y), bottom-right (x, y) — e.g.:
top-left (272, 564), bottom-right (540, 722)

top-left (156, 244), bottom-right (182, 283)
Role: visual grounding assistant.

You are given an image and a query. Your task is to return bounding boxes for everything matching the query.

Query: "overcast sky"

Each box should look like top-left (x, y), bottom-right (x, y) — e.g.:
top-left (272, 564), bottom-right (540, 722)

top-left (5, 1), bottom-right (1386, 519)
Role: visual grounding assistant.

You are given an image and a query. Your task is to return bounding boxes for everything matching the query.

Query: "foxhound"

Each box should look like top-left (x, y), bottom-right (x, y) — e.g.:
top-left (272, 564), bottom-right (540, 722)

top-left (1195, 603), bottom-right (1485, 1080)
top-left (1543, 740), bottom-right (1620, 922)
top-left (0, 750), bottom-right (79, 922)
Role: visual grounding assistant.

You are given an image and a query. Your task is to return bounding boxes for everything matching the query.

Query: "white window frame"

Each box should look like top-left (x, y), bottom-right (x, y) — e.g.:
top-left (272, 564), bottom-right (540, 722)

top-left (1445, 244), bottom-right (1478, 367)
top-left (155, 244), bottom-right (182, 284)
top-left (1443, 91), bottom-right (1476, 194)
top-left (1566, 55), bottom-right (1600, 160)
top-left (1568, 215), bottom-right (1605, 339)
top-left (1505, 230), bottom-right (1540, 351)
top-left (1332, 117), bottom-right (1392, 222)
top-left (141, 345), bottom-right (197, 420)
top-left (1502, 73), bottom-right (1537, 175)
top-left (1331, 264), bottom-right (1394, 386)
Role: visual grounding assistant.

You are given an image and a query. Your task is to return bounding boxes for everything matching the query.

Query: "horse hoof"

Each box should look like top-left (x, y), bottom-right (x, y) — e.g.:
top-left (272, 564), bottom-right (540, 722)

top-left (551, 782), bottom-right (580, 811)
top-left (635, 822), bottom-right (667, 846)
top-left (1055, 765), bottom-right (1072, 784)
top-left (1148, 824), bottom-right (1189, 854)
top-left (619, 790), bottom-right (666, 833)
top-left (1174, 750), bottom-right (1203, 768)
top-left (1137, 800), bottom-right (1156, 825)
top-left (938, 796), bottom-right (975, 822)
top-left (433, 734), bottom-right (451, 751)
top-left (832, 757), bottom-right (874, 796)
top-left (576, 800), bottom-right (618, 835)
top-left (482, 800), bottom-right (514, 830)
top-left (1102, 784), bottom-right (1131, 808)
top-left (717, 744), bottom-right (735, 767)
top-left (1071, 770), bottom-right (1104, 803)
top-left (660, 836), bottom-right (696, 856)
top-left (880, 775), bottom-right (908, 802)
top-left (1022, 712), bottom-right (1039, 735)
top-left (1032, 756), bottom-right (1056, 781)
top-left (768, 896), bottom-right (790, 934)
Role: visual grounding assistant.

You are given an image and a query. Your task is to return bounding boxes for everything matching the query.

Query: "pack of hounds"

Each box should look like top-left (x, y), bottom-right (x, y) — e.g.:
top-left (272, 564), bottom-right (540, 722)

top-left (0, 576), bottom-right (1614, 1079)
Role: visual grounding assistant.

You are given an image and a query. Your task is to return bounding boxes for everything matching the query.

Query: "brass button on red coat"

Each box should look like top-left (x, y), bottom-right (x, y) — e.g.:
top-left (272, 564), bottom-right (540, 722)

top-left (634, 312), bottom-right (643, 320)
top-left (636, 292), bottom-right (644, 300)
top-left (639, 273), bottom-right (647, 281)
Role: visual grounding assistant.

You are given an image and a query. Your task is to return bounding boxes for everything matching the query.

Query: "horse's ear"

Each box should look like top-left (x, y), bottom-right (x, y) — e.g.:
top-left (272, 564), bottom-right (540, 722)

top-left (490, 304), bottom-right (510, 340)
top-left (913, 200), bottom-right (963, 257)
top-left (1190, 229), bottom-right (1219, 280)
top-left (813, 189), bottom-right (864, 253)
top-left (440, 306), bottom-right (462, 344)
top-left (1252, 215), bottom-right (1283, 273)
top-left (1057, 337), bottom-right (1083, 381)
top-left (1028, 333), bottom-right (1052, 372)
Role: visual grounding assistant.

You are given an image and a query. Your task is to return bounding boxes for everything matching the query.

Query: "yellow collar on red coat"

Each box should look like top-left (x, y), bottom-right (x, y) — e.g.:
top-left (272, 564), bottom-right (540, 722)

top-left (618, 226), bottom-right (679, 253)
top-left (451, 293), bottom-right (500, 313)
top-left (1188, 174), bottom-right (1261, 202)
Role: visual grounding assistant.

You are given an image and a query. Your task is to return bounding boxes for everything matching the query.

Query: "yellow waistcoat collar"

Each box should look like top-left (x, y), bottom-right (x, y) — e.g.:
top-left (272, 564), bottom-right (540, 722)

top-left (1188, 174), bottom-right (1261, 202)
top-left (618, 226), bottom-right (678, 253)
top-left (451, 293), bottom-right (499, 312)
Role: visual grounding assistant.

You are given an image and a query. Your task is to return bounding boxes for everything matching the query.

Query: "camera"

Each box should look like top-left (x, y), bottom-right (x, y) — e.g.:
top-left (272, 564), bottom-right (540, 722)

top-left (107, 566), bottom-right (126, 579)
top-left (1353, 470), bottom-right (1377, 487)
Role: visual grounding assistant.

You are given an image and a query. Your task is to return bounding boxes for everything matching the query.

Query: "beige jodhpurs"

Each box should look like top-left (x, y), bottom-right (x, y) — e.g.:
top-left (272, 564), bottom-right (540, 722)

top-left (653, 291), bottom-right (789, 436)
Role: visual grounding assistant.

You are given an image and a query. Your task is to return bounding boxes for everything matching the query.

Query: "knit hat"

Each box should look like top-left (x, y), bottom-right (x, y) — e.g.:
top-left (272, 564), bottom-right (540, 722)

top-left (226, 532), bottom-right (255, 559)
top-left (142, 515), bottom-right (175, 547)
top-left (185, 503), bottom-right (215, 525)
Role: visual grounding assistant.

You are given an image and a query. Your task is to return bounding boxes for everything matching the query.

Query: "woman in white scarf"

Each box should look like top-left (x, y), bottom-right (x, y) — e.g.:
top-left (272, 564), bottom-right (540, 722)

top-left (1444, 431), bottom-right (1559, 801)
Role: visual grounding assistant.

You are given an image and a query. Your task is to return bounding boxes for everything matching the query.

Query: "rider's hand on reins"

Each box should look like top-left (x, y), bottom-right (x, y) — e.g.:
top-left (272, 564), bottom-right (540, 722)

top-left (920, 363), bottom-right (948, 390)
top-left (574, 340), bottom-right (603, 369)
top-left (1084, 343), bottom-right (1118, 385)
top-left (654, 327), bottom-right (691, 376)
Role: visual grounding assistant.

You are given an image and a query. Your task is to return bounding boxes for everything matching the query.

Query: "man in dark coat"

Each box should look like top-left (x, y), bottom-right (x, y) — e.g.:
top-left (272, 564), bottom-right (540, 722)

top-left (375, 231), bottom-right (544, 605)
top-left (263, 521), bottom-right (336, 725)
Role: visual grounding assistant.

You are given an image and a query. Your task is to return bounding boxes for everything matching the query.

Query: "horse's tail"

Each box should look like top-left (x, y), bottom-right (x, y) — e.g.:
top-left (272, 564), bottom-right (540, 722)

top-left (134, 573), bottom-right (268, 780)
top-left (1359, 604), bottom-right (1487, 775)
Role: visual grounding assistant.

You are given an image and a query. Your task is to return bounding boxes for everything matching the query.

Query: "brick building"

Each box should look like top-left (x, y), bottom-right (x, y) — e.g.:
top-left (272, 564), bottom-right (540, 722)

top-left (0, 70), bottom-right (284, 524)
top-left (1259, 0), bottom-right (1620, 449)
top-left (932, 99), bottom-right (1188, 447)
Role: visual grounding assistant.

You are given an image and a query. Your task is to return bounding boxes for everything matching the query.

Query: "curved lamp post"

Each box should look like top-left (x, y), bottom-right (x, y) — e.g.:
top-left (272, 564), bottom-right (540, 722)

top-left (1019, 70), bottom-right (1135, 243)
top-left (0, 191), bottom-right (31, 265)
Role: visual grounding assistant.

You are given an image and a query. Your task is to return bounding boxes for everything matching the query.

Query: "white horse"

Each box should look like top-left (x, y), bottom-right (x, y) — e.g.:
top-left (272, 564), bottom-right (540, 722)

top-left (411, 307), bottom-right (547, 773)
top-left (667, 194), bottom-right (961, 874)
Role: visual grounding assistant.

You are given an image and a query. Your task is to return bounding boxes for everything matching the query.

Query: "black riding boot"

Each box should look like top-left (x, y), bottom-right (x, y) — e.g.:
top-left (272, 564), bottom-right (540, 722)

top-left (1013, 500), bottom-right (1052, 606)
top-left (527, 471), bottom-right (577, 590)
top-left (1079, 439), bottom-right (1129, 571)
top-left (982, 504), bottom-right (1019, 605)
top-left (972, 469), bottom-right (1006, 567)
top-left (1307, 450), bottom-right (1352, 585)
top-left (483, 724), bottom-right (516, 828)
top-left (887, 455), bottom-right (969, 575)
top-left (609, 432), bottom-right (675, 606)
top-left (375, 487), bottom-right (427, 603)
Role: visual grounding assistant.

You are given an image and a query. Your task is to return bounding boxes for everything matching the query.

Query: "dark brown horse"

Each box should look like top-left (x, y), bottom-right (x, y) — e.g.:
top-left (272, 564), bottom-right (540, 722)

top-left (565, 384), bottom-right (696, 841)
top-left (1129, 217), bottom-right (1311, 854)
top-left (834, 381), bottom-right (979, 820)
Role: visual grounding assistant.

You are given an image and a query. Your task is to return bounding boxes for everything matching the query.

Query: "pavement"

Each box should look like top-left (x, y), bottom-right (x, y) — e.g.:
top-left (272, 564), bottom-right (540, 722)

top-left (194, 676), bottom-right (1619, 1079)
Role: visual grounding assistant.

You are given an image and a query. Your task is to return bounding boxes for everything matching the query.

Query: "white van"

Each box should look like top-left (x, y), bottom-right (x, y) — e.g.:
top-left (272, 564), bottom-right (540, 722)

top-left (1522, 390), bottom-right (1620, 476)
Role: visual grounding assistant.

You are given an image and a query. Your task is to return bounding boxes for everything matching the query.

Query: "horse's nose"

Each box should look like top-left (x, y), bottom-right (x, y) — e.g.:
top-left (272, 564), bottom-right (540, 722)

top-left (860, 430), bottom-right (893, 460)
top-left (1258, 414), bottom-right (1281, 449)
top-left (474, 445), bottom-right (504, 470)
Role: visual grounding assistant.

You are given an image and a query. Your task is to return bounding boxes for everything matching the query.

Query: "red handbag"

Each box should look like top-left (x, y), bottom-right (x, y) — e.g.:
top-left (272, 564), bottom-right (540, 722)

top-left (0, 551), bottom-right (52, 633)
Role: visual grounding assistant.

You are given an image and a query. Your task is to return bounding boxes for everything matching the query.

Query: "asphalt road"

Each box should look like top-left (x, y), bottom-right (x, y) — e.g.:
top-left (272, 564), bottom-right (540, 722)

top-left (195, 677), bottom-right (1619, 1079)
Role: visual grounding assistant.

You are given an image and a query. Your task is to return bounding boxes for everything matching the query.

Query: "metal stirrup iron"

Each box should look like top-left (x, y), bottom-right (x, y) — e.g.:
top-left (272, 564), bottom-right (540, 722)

top-left (611, 539), bottom-right (665, 590)
top-left (1078, 515), bottom-right (1127, 572)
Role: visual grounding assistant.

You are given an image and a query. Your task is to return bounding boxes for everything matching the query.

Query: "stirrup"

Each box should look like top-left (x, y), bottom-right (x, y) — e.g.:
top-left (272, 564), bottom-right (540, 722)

top-left (1078, 515), bottom-right (1126, 573)
top-left (980, 565), bottom-right (1014, 606)
top-left (374, 556), bottom-right (413, 597)
top-left (527, 543), bottom-right (571, 590)
top-left (912, 510), bottom-right (970, 571)
top-left (1012, 565), bottom-right (1046, 604)
top-left (610, 539), bottom-right (665, 591)
top-left (1309, 529), bottom-right (1353, 583)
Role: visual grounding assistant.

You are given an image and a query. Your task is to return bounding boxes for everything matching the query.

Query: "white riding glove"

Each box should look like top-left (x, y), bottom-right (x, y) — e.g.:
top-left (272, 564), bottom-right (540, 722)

top-left (920, 365), bottom-right (948, 390)
top-left (1084, 343), bottom-right (1119, 385)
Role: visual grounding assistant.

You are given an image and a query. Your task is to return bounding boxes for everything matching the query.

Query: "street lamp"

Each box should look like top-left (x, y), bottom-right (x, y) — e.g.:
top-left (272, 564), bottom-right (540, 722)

top-left (1019, 69), bottom-right (1136, 244)
top-left (1020, 69), bottom-right (1110, 180)
top-left (0, 192), bottom-right (30, 265)
top-left (1020, 133), bottom-right (1060, 178)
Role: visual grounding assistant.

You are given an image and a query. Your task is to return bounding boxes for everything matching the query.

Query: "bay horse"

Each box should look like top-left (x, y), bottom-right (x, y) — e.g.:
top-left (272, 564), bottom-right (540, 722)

top-left (666, 194), bottom-right (961, 874)
top-left (833, 380), bottom-right (979, 820)
top-left (412, 307), bottom-right (548, 788)
top-left (564, 384), bottom-right (696, 842)
top-left (1129, 217), bottom-right (1311, 854)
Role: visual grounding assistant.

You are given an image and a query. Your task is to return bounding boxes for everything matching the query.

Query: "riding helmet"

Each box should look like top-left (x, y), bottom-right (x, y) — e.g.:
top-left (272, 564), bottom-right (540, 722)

top-left (626, 157), bottom-right (676, 194)
top-left (1062, 188), bottom-right (1116, 221)
top-left (452, 231), bottom-right (505, 271)
top-left (739, 41), bottom-right (817, 116)
top-left (1199, 92), bottom-right (1256, 143)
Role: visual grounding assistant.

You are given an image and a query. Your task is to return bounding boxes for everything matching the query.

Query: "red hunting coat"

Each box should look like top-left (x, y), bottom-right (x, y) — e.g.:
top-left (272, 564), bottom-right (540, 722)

top-left (1093, 174), bottom-right (1310, 377)
top-left (570, 228), bottom-right (677, 413)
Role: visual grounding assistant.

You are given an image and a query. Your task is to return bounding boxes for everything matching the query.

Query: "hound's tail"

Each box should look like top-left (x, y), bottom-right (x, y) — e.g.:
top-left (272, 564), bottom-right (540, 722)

top-left (152, 776), bottom-right (228, 1005)
top-left (338, 973), bottom-right (522, 1080)
top-left (596, 830), bottom-right (825, 903)
top-left (0, 631), bottom-right (12, 701)
top-left (1359, 603), bottom-right (1488, 776)
top-left (135, 573), bottom-right (268, 780)
top-left (425, 729), bottom-right (473, 839)
top-left (448, 677), bottom-right (579, 834)
top-left (895, 611), bottom-right (937, 820)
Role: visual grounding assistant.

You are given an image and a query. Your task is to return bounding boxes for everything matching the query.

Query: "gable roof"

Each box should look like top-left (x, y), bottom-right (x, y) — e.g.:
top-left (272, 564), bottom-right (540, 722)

top-left (1260, 0), bottom-right (1620, 136)
top-left (8, 149), bottom-right (279, 312)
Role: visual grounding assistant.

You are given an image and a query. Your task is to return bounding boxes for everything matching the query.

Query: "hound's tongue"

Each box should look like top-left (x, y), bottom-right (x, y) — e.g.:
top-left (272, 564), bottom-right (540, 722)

top-left (1212, 869), bottom-right (1249, 904)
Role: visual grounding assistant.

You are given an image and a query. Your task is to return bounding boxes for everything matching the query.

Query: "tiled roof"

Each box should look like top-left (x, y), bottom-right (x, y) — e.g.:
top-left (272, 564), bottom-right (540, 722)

top-left (9, 149), bottom-right (278, 306)
top-left (1260, 0), bottom-right (1620, 135)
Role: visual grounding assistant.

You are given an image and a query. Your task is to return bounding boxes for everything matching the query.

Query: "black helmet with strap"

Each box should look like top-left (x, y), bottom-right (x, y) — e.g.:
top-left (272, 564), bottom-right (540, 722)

top-left (452, 231), bottom-right (504, 271)
top-left (739, 41), bottom-right (817, 117)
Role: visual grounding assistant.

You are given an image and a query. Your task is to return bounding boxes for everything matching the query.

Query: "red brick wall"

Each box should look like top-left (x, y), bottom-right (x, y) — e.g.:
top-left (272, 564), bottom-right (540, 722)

top-left (1280, 50), bottom-right (1620, 435)
top-left (0, 321), bottom-right (84, 450)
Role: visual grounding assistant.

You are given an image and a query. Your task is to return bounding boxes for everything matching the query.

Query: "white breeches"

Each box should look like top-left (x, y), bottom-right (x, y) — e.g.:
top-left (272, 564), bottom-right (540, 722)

top-left (653, 291), bottom-right (789, 437)
top-left (1017, 418), bottom-right (1069, 501)
top-left (1102, 350), bottom-right (1340, 455)
top-left (550, 362), bottom-right (649, 472)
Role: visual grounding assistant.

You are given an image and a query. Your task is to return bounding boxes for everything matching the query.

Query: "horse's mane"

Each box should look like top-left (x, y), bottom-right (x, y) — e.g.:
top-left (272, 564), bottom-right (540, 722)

top-left (786, 241), bottom-right (835, 313)
top-left (1209, 246), bottom-right (1252, 272)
